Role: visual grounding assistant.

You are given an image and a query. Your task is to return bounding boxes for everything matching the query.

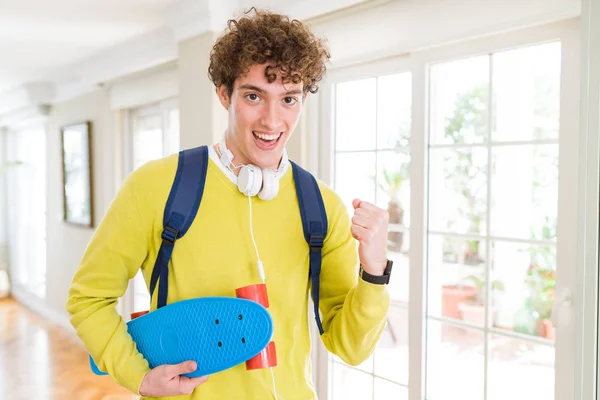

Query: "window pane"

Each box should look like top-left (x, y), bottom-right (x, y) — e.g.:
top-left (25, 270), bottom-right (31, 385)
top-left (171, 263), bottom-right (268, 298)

top-left (133, 271), bottom-right (150, 313)
top-left (167, 108), bottom-right (180, 155)
top-left (332, 354), bottom-right (373, 374)
top-left (388, 239), bottom-right (409, 303)
top-left (377, 151), bottom-right (410, 300)
top-left (427, 235), bottom-right (487, 322)
top-left (374, 378), bottom-right (408, 400)
top-left (491, 242), bottom-right (556, 339)
top-left (5, 128), bottom-right (46, 297)
top-left (426, 320), bottom-right (484, 400)
top-left (492, 42), bottom-right (561, 141)
top-left (429, 148), bottom-right (488, 235)
top-left (377, 73), bottom-right (411, 149)
top-left (430, 55), bottom-right (490, 145)
top-left (134, 114), bottom-right (163, 169)
top-left (374, 305), bottom-right (408, 385)
top-left (335, 78), bottom-right (377, 151)
top-left (487, 334), bottom-right (554, 400)
top-left (377, 151), bottom-right (410, 231)
top-left (491, 145), bottom-right (558, 240)
top-left (331, 363), bottom-right (373, 400)
top-left (334, 152), bottom-right (376, 213)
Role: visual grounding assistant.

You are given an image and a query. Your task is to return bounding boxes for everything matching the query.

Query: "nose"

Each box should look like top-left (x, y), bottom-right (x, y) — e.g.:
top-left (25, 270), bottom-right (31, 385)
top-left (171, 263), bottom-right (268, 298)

top-left (260, 102), bottom-right (282, 132)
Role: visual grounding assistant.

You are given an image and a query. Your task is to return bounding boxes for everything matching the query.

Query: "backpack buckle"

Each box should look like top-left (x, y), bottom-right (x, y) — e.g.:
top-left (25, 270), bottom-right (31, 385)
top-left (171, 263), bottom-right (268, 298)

top-left (161, 226), bottom-right (179, 245)
top-left (309, 234), bottom-right (323, 252)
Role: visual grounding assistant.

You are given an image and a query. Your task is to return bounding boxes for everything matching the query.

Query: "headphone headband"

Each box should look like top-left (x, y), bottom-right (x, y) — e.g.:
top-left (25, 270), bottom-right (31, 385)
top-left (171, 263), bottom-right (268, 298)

top-left (218, 135), bottom-right (288, 200)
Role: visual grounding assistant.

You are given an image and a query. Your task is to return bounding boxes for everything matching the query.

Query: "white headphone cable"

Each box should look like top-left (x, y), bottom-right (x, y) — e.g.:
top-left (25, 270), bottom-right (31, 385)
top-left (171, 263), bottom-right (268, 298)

top-left (247, 193), bottom-right (280, 400)
top-left (247, 194), bottom-right (265, 282)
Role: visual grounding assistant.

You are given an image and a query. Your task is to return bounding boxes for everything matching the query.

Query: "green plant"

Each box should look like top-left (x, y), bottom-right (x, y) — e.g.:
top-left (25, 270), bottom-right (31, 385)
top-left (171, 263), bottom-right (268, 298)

top-left (444, 84), bottom-right (489, 263)
top-left (377, 163), bottom-right (409, 252)
top-left (524, 247), bottom-right (556, 320)
top-left (521, 219), bottom-right (557, 320)
top-left (463, 272), bottom-right (505, 306)
top-left (378, 165), bottom-right (409, 196)
top-left (0, 161), bottom-right (24, 175)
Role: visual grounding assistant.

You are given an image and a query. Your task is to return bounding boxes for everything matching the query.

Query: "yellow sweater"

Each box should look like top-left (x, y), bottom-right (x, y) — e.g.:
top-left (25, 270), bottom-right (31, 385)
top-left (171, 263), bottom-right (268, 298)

top-left (66, 150), bottom-right (390, 400)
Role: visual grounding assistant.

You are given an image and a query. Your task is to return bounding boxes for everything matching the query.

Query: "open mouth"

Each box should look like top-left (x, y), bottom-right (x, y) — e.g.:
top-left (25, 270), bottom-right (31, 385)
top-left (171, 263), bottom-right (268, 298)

top-left (253, 131), bottom-right (282, 149)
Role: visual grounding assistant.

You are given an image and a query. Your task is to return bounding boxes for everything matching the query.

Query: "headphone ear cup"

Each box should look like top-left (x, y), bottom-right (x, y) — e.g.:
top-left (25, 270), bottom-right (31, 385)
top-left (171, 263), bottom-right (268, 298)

top-left (238, 165), bottom-right (262, 196)
top-left (259, 169), bottom-right (279, 200)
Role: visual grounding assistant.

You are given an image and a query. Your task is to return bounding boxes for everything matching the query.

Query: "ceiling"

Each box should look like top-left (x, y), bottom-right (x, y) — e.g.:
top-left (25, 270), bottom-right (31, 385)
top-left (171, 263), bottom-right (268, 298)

top-left (0, 0), bottom-right (366, 102)
top-left (0, 0), bottom-right (181, 94)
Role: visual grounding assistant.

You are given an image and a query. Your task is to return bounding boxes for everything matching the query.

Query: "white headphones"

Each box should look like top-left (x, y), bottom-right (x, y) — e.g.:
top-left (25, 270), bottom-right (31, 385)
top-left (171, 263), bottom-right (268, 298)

top-left (218, 136), bottom-right (288, 201)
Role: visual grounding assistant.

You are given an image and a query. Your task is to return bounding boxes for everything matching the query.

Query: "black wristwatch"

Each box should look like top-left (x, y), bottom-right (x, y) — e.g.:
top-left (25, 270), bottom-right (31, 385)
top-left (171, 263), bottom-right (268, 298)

top-left (359, 260), bottom-right (393, 285)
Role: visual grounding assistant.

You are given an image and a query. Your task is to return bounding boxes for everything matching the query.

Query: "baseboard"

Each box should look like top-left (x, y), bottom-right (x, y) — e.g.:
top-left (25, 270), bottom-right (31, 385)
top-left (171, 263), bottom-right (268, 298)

top-left (11, 286), bottom-right (74, 333)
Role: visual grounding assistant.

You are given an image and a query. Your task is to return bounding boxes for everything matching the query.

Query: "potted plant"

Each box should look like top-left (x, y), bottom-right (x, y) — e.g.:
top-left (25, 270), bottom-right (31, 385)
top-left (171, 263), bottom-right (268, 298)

top-left (525, 256), bottom-right (556, 339)
top-left (458, 273), bottom-right (505, 327)
top-left (378, 163), bottom-right (409, 253)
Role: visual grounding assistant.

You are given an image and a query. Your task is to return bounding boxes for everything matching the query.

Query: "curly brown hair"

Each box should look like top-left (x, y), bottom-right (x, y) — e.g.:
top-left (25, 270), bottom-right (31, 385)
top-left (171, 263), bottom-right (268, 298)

top-left (208, 8), bottom-right (330, 98)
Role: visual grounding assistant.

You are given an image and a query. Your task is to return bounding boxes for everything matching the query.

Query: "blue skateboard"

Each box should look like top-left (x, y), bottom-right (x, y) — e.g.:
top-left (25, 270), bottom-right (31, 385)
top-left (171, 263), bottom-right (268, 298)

top-left (89, 297), bottom-right (274, 377)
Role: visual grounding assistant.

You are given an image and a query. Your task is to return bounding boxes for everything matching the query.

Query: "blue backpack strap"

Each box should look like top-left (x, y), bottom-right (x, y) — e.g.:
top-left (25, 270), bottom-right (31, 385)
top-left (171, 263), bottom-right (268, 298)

top-left (290, 161), bottom-right (328, 335)
top-left (149, 145), bottom-right (209, 309)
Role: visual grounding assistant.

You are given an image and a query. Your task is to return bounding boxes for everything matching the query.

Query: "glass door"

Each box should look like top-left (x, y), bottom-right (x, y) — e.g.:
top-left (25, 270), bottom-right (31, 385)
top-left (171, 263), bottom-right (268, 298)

top-left (320, 29), bottom-right (576, 399)
top-left (325, 63), bottom-right (412, 400)
top-left (425, 42), bottom-right (560, 400)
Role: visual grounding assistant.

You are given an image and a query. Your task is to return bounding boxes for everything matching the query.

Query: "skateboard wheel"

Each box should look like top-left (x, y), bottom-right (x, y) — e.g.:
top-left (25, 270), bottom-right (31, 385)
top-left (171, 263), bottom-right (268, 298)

top-left (235, 284), bottom-right (269, 308)
top-left (131, 310), bottom-right (149, 320)
top-left (246, 341), bottom-right (277, 369)
top-left (235, 284), bottom-right (277, 370)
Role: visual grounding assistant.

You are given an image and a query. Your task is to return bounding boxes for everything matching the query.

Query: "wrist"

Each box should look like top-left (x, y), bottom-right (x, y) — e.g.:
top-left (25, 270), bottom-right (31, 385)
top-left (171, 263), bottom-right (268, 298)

top-left (138, 373), bottom-right (150, 397)
top-left (359, 260), bottom-right (393, 285)
top-left (361, 261), bottom-right (387, 276)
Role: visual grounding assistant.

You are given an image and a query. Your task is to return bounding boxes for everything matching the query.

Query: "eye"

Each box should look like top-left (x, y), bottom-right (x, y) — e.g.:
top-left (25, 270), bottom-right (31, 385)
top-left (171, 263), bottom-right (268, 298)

top-left (246, 93), bottom-right (260, 102)
top-left (284, 97), bottom-right (298, 105)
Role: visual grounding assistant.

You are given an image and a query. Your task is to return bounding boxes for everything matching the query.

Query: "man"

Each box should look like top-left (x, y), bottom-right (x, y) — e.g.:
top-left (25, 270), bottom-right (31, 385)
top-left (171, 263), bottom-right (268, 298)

top-left (66, 8), bottom-right (391, 399)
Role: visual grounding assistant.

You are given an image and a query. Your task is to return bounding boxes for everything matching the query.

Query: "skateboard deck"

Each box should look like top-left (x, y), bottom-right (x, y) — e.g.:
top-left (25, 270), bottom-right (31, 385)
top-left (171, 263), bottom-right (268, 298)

top-left (89, 297), bottom-right (274, 378)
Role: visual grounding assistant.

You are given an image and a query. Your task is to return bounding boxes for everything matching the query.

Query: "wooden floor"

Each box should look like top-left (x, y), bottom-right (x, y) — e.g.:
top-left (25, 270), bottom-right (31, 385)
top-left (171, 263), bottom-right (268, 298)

top-left (0, 297), bottom-right (138, 400)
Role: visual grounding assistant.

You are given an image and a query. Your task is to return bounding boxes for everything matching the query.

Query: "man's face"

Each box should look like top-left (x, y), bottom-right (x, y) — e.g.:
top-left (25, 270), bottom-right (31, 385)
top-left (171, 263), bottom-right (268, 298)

top-left (218, 63), bottom-right (305, 171)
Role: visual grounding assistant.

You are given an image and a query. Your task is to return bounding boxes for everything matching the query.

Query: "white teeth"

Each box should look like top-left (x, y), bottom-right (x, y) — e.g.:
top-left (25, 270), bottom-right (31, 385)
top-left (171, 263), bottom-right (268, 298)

top-left (254, 132), bottom-right (280, 141)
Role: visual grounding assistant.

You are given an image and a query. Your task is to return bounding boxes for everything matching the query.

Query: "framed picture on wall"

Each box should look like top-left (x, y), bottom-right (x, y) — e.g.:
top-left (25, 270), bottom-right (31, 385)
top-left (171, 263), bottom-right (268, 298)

top-left (61, 121), bottom-right (94, 228)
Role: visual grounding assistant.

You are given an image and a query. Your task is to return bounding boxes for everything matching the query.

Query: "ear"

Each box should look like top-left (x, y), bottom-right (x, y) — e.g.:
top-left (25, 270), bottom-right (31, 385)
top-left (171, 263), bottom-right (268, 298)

top-left (217, 85), bottom-right (231, 110)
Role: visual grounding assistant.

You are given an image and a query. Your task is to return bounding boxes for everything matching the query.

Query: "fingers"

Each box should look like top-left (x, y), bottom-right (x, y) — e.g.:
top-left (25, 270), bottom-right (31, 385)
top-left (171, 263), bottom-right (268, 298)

top-left (178, 375), bottom-right (209, 395)
top-left (351, 224), bottom-right (370, 241)
top-left (355, 200), bottom-right (384, 213)
top-left (352, 200), bottom-right (389, 244)
top-left (166, 360), bottom-right (197, 377)
top-left (351, 214), bottom-right (370, 229)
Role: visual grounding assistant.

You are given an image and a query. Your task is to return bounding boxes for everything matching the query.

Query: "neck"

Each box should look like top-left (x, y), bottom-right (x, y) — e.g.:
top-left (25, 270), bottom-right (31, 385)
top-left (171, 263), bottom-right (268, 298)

top-left (217, 133), bottom-right (284, 175)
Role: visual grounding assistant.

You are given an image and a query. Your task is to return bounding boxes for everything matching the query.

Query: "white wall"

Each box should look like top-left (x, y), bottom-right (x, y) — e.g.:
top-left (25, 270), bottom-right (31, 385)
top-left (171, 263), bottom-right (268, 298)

top-left (45, 89), bottom-right (113, 323)
top-left (178, 31), bottom-right (228, 149)
top-left (309, 0), bottom-right (579, 67)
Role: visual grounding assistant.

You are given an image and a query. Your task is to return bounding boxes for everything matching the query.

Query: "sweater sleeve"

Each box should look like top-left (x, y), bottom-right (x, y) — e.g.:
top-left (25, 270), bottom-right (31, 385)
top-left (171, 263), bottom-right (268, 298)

top-left (65, 165), bottom-right (156, 395)
top-left (316, 191), bottom-right (390, 366)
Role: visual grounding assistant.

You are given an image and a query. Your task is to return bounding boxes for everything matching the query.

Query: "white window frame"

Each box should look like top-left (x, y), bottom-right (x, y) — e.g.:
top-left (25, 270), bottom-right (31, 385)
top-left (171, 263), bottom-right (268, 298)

top-left (122, 98), bottom-right (179, 175)
top-left (576, 0), bottom-right (600, 398)
top-left (314, 18), bottom-right (583, 400)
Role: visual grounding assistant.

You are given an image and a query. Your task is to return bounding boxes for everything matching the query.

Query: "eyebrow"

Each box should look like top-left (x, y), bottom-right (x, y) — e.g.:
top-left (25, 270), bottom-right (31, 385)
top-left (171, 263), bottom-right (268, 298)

top-left (238, 84), bottom-right (303, 96)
